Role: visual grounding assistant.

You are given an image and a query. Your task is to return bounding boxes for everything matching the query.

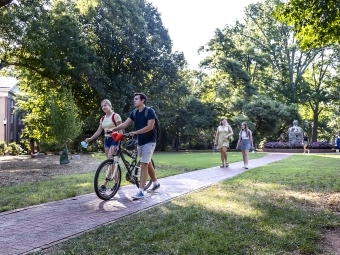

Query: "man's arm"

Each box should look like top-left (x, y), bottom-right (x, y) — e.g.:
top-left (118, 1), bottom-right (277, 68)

top-left (112, 118), bottom-right (133, 132)
top-left (129, 119), bottom-right (155, 136)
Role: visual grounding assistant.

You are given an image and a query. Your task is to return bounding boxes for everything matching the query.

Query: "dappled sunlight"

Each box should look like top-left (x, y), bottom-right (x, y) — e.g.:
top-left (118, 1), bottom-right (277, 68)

top-left (312, 154), bottom-right (340, 159)
top-left (7, 168), bottom-right (42, 173)
top-left (75, 182), bottom-right (92, 188)
top-left (172, 188), bottom-right (264, 218)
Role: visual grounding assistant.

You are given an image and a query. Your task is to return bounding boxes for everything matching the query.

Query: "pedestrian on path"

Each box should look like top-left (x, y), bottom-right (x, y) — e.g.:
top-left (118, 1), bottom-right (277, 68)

top-left (336, 131), bottom-right (340, 152)
top-left (85, 99), bottom-right (123, 192)
top-left (302, 132), bottom-right (309, 153)
top-left (111, 93), bottom-right (160, 199)
top-left (236, 122), bottom-right (254, 169)
top-left (214, 117), bottom-right (233, 168)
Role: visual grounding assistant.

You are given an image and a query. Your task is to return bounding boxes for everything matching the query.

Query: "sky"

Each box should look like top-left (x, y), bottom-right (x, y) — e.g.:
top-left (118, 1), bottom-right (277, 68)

top-left (148, 0), bottom-right (259, 69)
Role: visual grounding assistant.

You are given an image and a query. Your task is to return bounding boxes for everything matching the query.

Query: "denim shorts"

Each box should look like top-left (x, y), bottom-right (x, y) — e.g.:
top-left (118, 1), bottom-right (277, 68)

top-left (104, 137), bottom-right (119, 148)
top-left (137, 142), bottom-right (156, 163)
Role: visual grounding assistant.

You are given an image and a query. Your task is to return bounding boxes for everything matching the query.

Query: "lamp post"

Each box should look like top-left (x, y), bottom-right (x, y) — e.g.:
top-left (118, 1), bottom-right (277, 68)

top-left (3, 117), bottom-right (7, 145)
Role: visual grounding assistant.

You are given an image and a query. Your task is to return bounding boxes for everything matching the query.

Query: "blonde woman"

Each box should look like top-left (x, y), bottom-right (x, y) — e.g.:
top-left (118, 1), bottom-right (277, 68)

top-left (214, 118), bottom-right (233, 168)
top-left (236, 122), bottom-right (254, 169)
top-left (85, 99), bottom-right (123, 192)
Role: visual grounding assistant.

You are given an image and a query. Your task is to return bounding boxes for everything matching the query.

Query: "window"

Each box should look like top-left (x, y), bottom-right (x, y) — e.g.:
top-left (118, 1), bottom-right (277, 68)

top-left (18, 118), bottom-right (21, 125)
top-left (11, 100), bottom-right (14, 108)
top-left (10, 130), bottom-right (13, 139)
top-left (10, 114), bottom-right (14, 123)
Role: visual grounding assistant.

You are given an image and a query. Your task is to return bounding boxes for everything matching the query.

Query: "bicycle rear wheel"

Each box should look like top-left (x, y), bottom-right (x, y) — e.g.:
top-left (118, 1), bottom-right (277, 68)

top-left (94, 159), bottom-right (121, 200)
top-left (135, 159), bottom-right (154, 190)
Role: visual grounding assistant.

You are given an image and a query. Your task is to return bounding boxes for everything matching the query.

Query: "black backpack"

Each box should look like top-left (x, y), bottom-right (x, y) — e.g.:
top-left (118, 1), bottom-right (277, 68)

top-left (133, 107), bottom-right (160, 141)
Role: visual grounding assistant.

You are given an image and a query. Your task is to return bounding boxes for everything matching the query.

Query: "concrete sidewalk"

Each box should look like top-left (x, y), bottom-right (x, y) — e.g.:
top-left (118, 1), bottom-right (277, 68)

top-left (0, 153), bottom-right (291, 255)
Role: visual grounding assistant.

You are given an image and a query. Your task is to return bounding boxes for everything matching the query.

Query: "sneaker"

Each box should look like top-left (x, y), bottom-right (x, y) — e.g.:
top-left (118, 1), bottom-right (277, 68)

top-left (132, 190), bottom-right (145, 199)
top-left (147, 183), bottom-right (160, 193)
top-left (99, 185), bottom-right (106, 193)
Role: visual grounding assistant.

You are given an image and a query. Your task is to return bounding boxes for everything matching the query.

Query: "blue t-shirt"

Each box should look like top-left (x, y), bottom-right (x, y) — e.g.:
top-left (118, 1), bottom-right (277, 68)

top-left (129, 107), bottom-right (156, 146)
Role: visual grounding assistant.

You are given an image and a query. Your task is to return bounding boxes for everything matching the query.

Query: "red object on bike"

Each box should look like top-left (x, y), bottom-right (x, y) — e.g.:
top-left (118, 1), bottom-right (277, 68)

top-left (111, 132), bottom-right (123, 141)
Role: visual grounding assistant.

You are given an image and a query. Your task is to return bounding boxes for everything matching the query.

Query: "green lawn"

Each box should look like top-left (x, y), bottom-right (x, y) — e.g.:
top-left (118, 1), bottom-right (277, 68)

top-left (0, 151), bottom-right (266, 212)
top-left (35, 154), bottom-right (340, 255)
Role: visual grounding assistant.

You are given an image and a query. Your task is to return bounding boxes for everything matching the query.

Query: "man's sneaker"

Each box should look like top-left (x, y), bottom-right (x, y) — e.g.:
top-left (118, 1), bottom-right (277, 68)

top-left (132, 190), bottom-right (145, 199)
top-left (99, 185), bottom-right (106, 193)
top-left (147, 183), bottom-right (160, 193)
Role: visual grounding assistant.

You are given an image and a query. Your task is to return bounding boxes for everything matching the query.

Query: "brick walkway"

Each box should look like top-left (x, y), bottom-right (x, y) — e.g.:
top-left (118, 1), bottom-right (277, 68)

top-left (0, 153), bottom-right (291, 255)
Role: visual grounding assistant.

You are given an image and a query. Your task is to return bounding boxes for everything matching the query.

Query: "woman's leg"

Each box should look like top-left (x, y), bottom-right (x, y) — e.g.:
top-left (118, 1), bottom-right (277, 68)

top-left (222, 147), bottom-right (228, 166)
top-left (244, 150), bottom-right (249, 166)
top-left (241, 150), bottom-right (246, 166)
top-left (219, 148), bottom-right (225, 167)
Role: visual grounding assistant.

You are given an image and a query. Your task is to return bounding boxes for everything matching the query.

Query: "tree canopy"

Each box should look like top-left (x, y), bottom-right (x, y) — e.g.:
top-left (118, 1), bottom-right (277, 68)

top-left (275, 0), bottom-right (340, 49)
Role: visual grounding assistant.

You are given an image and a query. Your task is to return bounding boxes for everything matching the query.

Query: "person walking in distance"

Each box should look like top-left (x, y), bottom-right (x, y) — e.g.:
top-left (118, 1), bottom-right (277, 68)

top-left (236, 122), bottom-right (254, 169)
top-left (111, 93), bottom-right (160, 199)
top-left (85, 99), bottom-right (123, 192)
top-left (302, 132), bottom-right (309, 153)
top-left (336, 131), bottom-right (340, 152)
top-left (214, 117), bottom-right (233, 168)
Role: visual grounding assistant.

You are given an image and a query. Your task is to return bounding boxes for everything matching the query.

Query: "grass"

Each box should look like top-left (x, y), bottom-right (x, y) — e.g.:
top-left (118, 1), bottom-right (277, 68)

top-left (36, 154), bottom-right (340, 255)
top-left (0, 151), bottom-right (265, 212)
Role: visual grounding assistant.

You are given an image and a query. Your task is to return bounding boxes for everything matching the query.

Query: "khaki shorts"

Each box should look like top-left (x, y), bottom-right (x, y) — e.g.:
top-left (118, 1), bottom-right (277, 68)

top-left (137, 142), bottom-right (156, 163)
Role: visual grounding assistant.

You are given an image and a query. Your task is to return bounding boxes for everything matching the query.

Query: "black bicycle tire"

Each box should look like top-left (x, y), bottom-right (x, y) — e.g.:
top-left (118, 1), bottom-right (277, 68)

top-left (94, 159), bottom-right (122, 200)
top-left (135, 159), bottom-right (154, 190)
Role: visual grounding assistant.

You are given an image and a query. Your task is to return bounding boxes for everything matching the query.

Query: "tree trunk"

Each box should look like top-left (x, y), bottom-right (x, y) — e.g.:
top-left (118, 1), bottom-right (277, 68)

top-left (312, 107), bottom-right (319, 142)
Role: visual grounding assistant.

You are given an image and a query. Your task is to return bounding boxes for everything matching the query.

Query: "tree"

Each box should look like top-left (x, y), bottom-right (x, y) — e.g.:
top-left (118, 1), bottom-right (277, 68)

top-left (299, 49), bottom-right (340, 141)
top-left (275, 0), bottom-right (340, 49)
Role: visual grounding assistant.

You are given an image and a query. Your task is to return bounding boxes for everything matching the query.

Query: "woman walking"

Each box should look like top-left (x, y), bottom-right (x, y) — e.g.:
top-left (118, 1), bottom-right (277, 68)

top-left (214, 118), bottom-right (233, 168)
top-left (236, 122), bottom-right (254, 169)
top-left (85, 99), bottom-right (123, 192)
top-left (302, 132), bottom-right (309, 153)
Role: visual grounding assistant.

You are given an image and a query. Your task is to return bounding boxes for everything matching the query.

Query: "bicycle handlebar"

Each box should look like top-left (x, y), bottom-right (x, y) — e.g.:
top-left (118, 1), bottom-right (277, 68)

top-left (111, 132), bottom-right (132, 142)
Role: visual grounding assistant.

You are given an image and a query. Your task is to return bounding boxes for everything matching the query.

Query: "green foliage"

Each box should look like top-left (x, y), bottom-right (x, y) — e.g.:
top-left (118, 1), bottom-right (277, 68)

top-left (23, 154), bottom-right (340, 254)
top-left (275, 0), bottom-right (340, 49)
top-left (7, 142), bottom-right (23, 155)
top-left (0, 141), bottom-right (7, 154)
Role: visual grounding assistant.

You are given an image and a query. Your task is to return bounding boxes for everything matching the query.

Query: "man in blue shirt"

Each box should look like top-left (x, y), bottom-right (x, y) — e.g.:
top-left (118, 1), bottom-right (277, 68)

top-left (337, 132), bottom-right (340, 152)
top-left (111, 93), bottom-right (160, 199)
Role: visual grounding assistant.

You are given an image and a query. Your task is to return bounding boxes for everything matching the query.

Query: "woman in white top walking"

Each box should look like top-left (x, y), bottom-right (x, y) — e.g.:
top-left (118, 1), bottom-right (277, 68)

top-left (236, 122), bottom-right (254, 169)
top-left (214, 117), bottom-right (233, 168)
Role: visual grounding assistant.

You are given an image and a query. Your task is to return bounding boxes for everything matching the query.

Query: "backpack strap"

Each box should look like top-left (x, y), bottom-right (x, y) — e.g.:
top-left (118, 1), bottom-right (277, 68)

top-left (101, 113), bottom-right (117, 127)
top-left (133, 107), bottom-right (150, 121)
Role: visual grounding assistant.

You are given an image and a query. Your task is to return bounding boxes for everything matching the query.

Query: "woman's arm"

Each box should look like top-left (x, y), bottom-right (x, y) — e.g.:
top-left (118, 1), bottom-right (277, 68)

top-left (236, 131), bottom-right (241, 148)
top-left (228, 125), bottom-right (234, 137)
top-left (250, 133), bottom-right (254, 148)
top-left (85, 124), bottom-right (103, 143)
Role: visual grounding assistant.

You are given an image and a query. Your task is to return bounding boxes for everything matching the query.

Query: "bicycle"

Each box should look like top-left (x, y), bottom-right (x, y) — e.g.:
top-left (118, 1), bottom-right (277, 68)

top-left (94, 134), bottom-right (153, 200)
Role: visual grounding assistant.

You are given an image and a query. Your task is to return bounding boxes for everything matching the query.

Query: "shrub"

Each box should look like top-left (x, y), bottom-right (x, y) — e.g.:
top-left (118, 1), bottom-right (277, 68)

top-left (263, 141), bottom-right (333, 149)
top-left (7, 142), bottom-right (23, 155)
top-left (264, 142), bottom-right (303, 149)
top-left (308, 142), bottom-right (333, 149)
top-left (0, 141), bottom-right (7, 155)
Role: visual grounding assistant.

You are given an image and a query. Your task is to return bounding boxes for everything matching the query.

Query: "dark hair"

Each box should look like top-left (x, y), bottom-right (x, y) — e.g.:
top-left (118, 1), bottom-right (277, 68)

top-left (134, 92), bottom-right (148, 104)
top-left (241, 122), bottom-right (249, 137)
top-left (220, 117), bottom-right (227, 126)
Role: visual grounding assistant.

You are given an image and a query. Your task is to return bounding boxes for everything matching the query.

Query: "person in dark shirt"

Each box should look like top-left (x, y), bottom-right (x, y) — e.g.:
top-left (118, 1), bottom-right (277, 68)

top-left (336, 132), bottom-right (340, 153)
top-left (302, 132), bottom-right (309, 153)
top-left (111, 93), bottom-right (160, 199)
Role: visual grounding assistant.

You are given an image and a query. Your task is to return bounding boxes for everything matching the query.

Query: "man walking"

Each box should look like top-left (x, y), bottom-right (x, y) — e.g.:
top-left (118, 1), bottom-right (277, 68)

top-left (111, 93), bottom-right (160, 199)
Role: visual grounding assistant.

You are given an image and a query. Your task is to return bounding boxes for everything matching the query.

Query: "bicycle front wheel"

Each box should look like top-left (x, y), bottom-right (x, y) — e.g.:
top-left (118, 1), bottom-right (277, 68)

top-left (94, 159), bottom-right (122, 200)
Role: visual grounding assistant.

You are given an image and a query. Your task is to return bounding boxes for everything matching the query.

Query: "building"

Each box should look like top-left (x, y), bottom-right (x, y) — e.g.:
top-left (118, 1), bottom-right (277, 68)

top-left (0, 76), bottom-right (24, 145)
